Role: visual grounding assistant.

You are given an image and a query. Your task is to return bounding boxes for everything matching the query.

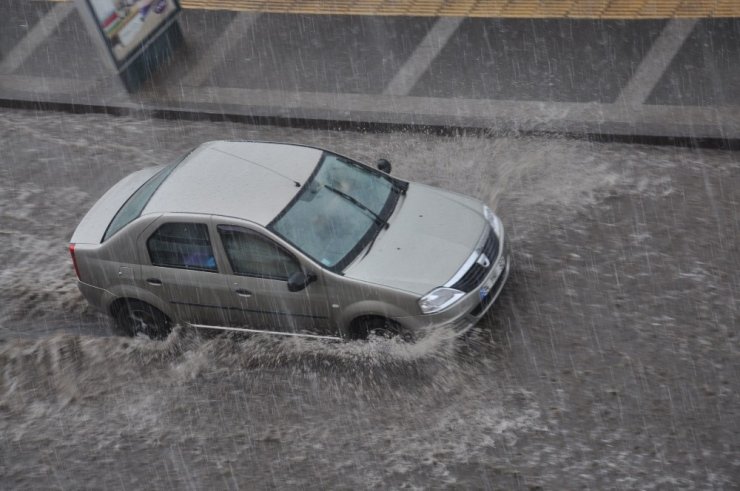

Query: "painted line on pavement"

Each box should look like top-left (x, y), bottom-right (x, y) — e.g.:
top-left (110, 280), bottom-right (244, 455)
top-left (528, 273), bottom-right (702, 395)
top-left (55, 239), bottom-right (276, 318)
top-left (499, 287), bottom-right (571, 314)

top-left (616, 18), bottom-right (698, 106)
top-left (0, 3), bottom-right (75, 75)
top-left (383, 16), bottom-right (463, 96)
top-left (182, 12), bottom-right (261, 87)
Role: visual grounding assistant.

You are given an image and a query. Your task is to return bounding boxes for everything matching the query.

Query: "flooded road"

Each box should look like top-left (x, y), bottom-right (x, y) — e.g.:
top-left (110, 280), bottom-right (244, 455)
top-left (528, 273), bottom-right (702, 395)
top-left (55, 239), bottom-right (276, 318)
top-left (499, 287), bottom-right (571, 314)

top-left (1, 108), bottom-right (738, 488)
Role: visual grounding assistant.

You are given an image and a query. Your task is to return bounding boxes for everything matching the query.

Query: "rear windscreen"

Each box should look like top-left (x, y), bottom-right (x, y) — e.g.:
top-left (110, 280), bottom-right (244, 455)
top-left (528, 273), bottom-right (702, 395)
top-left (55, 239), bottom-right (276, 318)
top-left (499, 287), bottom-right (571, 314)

top-left (102, 164), bottom-right (176, 242)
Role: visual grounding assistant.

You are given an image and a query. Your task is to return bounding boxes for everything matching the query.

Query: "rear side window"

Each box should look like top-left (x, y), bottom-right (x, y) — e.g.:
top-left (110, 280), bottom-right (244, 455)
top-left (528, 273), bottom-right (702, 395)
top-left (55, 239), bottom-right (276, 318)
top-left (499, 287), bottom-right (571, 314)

top-left (147, 223), bottom-right (217, 272)
top-left (103, 165), bottom-right (176, 242)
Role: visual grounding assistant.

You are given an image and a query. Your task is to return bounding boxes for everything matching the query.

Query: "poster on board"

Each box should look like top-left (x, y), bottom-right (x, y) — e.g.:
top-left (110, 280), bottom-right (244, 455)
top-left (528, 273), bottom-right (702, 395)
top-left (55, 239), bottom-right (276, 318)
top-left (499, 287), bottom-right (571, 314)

top-left (85, 0), bottom-right (181, 68)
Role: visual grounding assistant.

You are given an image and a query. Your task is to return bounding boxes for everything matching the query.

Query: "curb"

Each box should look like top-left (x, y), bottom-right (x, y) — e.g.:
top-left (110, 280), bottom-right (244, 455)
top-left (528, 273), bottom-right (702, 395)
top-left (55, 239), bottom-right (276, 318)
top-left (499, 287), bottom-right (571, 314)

top-left (2, 96), bottom-right (739, 151)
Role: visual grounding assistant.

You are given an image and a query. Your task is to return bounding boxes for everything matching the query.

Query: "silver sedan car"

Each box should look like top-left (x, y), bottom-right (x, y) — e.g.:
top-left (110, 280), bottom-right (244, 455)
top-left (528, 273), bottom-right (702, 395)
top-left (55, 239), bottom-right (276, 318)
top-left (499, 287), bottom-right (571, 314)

top-left (70, 141), bottom-right (509, 341)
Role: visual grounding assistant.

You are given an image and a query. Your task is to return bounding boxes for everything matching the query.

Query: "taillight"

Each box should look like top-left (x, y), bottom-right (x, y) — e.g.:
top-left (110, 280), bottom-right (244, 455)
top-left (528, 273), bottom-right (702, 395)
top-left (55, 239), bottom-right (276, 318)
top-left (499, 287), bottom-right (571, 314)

top-left (69, 243), bottom-right (81, 280)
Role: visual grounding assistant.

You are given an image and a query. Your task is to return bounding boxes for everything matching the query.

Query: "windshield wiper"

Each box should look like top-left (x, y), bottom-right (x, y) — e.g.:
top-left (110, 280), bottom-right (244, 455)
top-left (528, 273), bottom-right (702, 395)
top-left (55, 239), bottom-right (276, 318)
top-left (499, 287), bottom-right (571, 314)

top-left (324, 184), bottom-right (389, 229)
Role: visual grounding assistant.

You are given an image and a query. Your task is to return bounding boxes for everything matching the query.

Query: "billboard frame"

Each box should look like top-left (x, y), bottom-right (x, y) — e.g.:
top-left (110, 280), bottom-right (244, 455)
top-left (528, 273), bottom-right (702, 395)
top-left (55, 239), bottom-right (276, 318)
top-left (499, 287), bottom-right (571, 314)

top-left (75, 0), bottom-right (182, 90)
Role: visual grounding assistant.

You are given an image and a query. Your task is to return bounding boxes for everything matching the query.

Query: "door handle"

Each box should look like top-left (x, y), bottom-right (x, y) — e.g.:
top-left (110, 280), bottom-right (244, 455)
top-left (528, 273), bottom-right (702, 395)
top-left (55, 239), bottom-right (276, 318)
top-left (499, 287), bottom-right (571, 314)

top-left (146, 278), bottom-right (162, 286)
top-left (234, 288), bottom-right (252, 297)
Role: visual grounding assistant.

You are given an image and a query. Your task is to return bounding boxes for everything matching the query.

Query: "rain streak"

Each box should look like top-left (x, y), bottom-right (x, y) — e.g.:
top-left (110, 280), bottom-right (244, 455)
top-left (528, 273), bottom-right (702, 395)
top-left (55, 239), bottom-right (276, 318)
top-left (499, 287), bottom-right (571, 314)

top-left (1, 1), bottom-right (740, 488)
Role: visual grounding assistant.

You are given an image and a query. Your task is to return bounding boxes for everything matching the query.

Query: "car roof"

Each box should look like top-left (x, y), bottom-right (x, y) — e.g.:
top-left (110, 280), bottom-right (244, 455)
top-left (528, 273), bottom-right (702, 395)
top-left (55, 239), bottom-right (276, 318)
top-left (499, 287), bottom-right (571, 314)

top-left (143, 141), bottom-right (323, 226)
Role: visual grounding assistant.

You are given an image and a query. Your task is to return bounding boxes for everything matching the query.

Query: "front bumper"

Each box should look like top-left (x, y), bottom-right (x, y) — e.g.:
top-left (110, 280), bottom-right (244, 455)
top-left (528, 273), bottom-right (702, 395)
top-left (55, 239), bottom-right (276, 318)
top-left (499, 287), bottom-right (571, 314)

top-left (448, 253), bottom-right (510, 335)
top-left (393, 236), bottom-right (511, 337)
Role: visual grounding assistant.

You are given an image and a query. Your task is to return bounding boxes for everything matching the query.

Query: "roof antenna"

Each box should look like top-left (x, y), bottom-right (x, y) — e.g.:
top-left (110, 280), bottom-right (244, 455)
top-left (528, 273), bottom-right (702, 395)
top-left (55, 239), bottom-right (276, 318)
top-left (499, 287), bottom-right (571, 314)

top-left (211, 147), bottom-right (302, 187)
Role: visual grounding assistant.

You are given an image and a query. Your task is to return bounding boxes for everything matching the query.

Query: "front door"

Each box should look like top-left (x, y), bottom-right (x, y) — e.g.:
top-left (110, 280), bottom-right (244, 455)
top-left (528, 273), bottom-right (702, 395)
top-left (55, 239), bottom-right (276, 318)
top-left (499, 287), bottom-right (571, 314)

top-left (215, 223), bottom-right (335, 336)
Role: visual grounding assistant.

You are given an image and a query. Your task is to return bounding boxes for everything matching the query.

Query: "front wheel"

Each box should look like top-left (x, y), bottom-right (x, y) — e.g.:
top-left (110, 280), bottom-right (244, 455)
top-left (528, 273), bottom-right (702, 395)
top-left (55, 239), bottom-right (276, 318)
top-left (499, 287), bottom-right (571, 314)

top-left (350, 316), bottom-right (414, 342)
top-left (113, 300), bottom-right (172, 340)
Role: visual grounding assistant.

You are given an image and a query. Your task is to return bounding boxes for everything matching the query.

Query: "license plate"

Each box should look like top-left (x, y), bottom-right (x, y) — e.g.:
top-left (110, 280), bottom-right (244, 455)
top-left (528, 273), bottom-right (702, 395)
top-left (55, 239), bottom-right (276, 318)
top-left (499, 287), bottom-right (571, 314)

top-left (479, 286), bottom-right (489, 301)
top-left (480, 256), bottom-right (505, 300)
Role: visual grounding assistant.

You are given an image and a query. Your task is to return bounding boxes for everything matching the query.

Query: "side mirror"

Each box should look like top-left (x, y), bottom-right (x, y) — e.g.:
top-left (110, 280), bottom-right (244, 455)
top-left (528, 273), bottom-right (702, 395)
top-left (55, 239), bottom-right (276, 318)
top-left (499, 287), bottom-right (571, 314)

top-left (287, 271), bottom-right (317, 292)
top-left (376, 159), bottom-right (391, 174)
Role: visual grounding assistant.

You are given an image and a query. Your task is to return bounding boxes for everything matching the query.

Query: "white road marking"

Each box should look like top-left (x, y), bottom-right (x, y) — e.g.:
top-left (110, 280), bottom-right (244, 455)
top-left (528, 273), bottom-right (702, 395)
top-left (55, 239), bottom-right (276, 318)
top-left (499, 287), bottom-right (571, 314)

top-left (0, 3), bottom-right (76, 75)
top-left (383, 16), bottom-right (463, 96)
top-left (616, 18), bottom-right (698, 106)
top-left (182, 12), bottom-right (260, 87)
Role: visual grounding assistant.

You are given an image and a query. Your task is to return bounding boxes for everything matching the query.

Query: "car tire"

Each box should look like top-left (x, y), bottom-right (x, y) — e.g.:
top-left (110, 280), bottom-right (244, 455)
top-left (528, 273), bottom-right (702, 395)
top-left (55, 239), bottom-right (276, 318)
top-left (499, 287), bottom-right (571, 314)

top-left (113, 300), bottom-right (172, 340)
top-left (351, 316), bottom-right (414, 342)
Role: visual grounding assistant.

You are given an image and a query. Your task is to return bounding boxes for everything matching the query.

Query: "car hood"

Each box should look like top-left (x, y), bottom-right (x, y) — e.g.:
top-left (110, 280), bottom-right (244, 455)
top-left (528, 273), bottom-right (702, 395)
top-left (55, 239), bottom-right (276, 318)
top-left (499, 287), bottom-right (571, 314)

top-left (343, 183), bottom-right (486, 295)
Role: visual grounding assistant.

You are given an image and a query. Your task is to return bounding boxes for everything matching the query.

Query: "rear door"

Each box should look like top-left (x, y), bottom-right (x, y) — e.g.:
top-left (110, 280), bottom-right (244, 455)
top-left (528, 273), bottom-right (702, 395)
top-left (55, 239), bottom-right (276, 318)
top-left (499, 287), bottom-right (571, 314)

top-left (213, 220), bottom-right (336, 336)
top-left (137, 215), bottom-right (235, 326)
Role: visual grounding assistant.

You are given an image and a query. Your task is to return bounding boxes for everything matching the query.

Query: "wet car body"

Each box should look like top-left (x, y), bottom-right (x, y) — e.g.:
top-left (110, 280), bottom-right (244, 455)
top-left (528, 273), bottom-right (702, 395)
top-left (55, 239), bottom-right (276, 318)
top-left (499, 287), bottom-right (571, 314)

top-left (69, 141), bottom-right (509, 340)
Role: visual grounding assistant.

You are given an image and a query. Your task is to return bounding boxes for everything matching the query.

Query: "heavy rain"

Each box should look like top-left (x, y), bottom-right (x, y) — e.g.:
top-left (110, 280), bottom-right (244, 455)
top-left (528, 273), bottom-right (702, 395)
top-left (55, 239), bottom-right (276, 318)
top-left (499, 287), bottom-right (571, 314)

top-left (1, 1), bottom-right (739, 489)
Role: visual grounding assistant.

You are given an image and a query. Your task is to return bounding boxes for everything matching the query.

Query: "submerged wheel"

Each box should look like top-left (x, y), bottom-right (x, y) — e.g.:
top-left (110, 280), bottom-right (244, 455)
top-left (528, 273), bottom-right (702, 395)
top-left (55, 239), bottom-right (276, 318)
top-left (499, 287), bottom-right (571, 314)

top-left (351, 316), bottom-right (414, 342)
top-left (113, 300), bottom-right (172, 340)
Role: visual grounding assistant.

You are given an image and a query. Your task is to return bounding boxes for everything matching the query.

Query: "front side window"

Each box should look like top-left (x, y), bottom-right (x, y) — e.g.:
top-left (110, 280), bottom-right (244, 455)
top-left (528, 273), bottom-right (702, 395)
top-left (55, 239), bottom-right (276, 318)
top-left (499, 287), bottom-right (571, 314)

top-left (268, 153), bottom-right (401, 271)
top-left (218, 225), bottom-right (300, 280)
top-left (147, 222), bottom-right (217, 272)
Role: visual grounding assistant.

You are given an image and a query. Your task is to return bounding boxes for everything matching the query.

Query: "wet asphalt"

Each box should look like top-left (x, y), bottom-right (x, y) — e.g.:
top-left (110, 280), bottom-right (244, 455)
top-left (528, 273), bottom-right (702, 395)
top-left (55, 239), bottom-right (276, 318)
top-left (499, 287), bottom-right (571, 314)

top-left (0, 108), bottom-right (738, 488)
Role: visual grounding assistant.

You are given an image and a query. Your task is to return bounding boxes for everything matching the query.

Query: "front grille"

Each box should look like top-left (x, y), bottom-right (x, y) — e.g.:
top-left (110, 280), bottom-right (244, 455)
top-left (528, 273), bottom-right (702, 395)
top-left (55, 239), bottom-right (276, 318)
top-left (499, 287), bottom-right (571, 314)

top-left (450, 230), bottom-right (499, 292)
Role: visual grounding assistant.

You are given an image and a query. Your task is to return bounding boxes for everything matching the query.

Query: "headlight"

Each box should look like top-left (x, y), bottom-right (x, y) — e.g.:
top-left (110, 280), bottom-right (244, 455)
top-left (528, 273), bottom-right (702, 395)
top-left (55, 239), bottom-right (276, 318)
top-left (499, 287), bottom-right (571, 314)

top-left (419, 287), bottom-right (465, 314)
top-left (483, 205), bottom-right (504, 238)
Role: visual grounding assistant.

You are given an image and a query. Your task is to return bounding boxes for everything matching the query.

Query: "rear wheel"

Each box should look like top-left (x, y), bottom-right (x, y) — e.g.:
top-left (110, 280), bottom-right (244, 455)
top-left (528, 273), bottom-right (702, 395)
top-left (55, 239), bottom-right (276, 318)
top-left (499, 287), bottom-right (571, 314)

top-left (350, 316), bottom-right (414, 342)
top-left (112, 300), bottom-right (172, 340)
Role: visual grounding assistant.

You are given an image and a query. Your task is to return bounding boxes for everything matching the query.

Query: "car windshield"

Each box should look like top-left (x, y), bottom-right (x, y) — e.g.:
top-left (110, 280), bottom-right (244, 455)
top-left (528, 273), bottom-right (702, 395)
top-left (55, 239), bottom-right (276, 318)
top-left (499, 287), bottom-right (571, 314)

top-left (269, 152), bottom-right (400, 271)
